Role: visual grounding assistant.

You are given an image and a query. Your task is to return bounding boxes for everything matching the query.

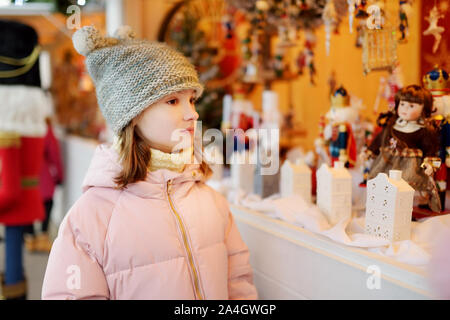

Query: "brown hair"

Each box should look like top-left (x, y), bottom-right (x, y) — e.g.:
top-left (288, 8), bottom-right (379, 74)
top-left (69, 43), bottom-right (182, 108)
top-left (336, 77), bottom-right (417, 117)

top-left (114, 122), bottom-right (212, 189)
top-left (114, 122), bottom-right (152, 189)
top-left (394, 84), bottom-right (435, 119)
top-left (381, 85), bottom-right (437, 152)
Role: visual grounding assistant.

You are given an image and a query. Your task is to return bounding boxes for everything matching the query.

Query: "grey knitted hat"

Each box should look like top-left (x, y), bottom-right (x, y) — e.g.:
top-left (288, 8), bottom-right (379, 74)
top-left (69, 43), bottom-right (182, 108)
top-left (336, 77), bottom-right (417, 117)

top-left (72, 25), bottom-right (204, 134)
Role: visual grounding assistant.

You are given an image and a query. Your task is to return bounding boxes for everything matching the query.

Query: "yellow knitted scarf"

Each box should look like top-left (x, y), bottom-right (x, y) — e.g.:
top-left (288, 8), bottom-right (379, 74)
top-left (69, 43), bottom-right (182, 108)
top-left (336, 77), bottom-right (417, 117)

top-left (148, 146), bottom-right (194, 173)
top-left (112, 136), bottom-right (193, 173)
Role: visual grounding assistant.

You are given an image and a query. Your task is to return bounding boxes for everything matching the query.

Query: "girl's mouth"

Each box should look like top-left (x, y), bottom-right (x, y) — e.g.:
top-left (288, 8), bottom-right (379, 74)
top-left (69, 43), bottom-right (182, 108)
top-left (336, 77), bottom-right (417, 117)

top-left (183, 127), bottom-right (194, 135)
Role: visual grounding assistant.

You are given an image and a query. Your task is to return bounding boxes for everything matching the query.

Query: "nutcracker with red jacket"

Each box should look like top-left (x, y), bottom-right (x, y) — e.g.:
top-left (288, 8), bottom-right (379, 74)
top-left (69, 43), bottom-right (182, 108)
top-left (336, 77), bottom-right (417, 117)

top-left (423, 66), bottom-right (450, 212)
top-left (0, 20), bottom-right (49, 299)
top-left (322, 86), bottom-right (357, 168)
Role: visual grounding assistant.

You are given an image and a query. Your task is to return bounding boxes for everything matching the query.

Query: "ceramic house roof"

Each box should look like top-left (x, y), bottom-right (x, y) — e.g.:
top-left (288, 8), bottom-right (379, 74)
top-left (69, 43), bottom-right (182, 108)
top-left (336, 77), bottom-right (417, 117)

top-left (368, 172), bottom-right (414, 192)
top-left (282, 160), bottom-right (311, 174)
top-left (317, 163), bottom-right (351, 179)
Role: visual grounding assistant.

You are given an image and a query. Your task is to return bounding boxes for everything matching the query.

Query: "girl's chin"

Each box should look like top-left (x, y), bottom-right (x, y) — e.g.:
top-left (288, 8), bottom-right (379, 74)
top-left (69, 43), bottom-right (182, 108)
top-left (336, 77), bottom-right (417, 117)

top-left (170, 143), bottom-right (193, 153)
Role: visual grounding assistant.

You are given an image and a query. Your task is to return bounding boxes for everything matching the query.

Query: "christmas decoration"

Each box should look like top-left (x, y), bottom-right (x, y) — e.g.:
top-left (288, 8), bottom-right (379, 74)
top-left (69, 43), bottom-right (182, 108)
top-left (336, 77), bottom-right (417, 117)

top-left (421, 0), bottom-right (450, 75)
top-left (423, 4), bottom-right (445, 54)
top-left (231, 150), bottom-right (256, 194)
top-left (398, 0), bottom-right (412, 42)
top-left (423, 66), bottom-right (450, 214)
top-left (362, 26), bottom-right (398, 75)
top-left (0, 19), bottom-right (49, 300)
top-left (254, 157), bottom-right (280, 198)
top-left (363, 85), bottom-right (442, 213)
top-left (347, 0), bottom-right (356, 33)
top-left (365, 170), bottom-right (414, 242)
top-left (317, 161), bottom-right (352, 225)
top-left (323, 0), bottom-right (338, 56)
top-left (354, 0), bottom-right (369, 47)
top-left (280, 159), bottom-right (312, 203)
top-left (296, 29), bottom-right (317, 85)
top-left (322, 86), bottom-right (358, 168)
top-left (227, 0), bottom-right (348, 84)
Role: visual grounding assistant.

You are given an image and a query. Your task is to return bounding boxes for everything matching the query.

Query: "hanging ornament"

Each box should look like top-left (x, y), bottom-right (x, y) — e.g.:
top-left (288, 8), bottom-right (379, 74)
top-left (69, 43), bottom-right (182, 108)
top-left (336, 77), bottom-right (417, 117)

top-left (362, 25), bottom-right (398, 75)
top-left (398, 1), bottom-right (412, 42)
top-left (347, 0), bottom-right (356, 33)
top-left (297, 30), bottom-right (317, 85)
top-left (354, 0), bottom-right (369, 47)
top-left (242, 31), bottom-right (263, 83)
top-left (273, 45), bottom-right (285, 78)
top-left (423, 4), bottom-right (445, 54)
top-left (355, 0), bottom-right (369, 18)
top-left (323, 0), bottom-right (338, 56)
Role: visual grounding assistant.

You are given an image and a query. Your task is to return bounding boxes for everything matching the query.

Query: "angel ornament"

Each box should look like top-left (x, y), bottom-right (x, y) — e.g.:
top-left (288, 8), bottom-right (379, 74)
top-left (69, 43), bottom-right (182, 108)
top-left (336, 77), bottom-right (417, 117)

top-left (423, 5), bottom-right (445, 54)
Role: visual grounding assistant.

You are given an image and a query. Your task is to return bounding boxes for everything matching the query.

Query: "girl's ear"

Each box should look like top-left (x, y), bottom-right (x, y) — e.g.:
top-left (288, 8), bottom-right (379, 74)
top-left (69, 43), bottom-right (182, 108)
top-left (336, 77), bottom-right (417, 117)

top-left (131, 112), bottom-right (143, 127)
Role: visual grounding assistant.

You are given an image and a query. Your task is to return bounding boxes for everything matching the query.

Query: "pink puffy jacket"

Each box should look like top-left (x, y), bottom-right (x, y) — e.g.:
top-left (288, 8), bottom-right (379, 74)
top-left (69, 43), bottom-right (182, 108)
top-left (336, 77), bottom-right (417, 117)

top-left (41, 144), bottom-right (258, 300)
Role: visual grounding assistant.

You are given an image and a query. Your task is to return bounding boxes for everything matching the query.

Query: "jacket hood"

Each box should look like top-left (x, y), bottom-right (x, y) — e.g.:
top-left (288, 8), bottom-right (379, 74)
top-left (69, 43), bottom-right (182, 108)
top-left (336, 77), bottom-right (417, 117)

top-left (82, 144), bottom-right (207, 198)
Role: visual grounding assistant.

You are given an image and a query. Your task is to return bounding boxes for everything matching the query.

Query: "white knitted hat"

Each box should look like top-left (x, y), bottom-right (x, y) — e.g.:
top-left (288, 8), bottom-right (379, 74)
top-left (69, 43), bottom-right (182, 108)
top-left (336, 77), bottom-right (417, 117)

top-left (72, 25), bottom-right (204, 134)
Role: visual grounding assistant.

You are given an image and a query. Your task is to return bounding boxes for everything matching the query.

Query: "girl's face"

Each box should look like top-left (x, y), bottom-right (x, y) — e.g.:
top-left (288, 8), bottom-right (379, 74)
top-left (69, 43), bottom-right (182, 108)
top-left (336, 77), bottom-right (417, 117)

top-left (398, 100), bottom-right (424, 121)
top-left (134, 89), bottom-right (199, 153)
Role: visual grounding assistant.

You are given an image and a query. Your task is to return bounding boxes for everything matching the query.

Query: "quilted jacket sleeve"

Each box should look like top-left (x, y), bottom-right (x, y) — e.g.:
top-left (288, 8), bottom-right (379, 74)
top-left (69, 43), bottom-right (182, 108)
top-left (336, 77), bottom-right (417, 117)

top-left (225, 210), bottom-right (258, 300)
top-left (42, 190), bottom-right (113, 300)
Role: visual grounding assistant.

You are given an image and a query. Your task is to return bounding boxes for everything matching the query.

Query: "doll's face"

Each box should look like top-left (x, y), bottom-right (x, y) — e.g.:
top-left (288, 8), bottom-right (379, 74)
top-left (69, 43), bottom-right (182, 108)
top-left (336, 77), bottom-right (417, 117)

top-left (397, 100), bottom-right (424, 121)
top-left (134, 89), bottom-right (199, 154)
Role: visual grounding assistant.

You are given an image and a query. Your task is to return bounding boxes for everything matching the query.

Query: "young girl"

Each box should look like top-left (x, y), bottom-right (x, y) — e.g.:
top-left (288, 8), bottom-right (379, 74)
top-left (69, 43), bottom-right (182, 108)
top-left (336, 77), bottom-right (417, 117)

top-left (363, 85), bottom-right (441, 212)
top-left (41, 26), bottom-right (258, 300)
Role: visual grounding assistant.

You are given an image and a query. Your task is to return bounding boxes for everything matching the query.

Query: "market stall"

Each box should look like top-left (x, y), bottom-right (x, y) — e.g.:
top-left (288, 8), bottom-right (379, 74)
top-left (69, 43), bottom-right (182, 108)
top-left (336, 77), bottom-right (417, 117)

top-left (1, 0), bottom-right (449, 301)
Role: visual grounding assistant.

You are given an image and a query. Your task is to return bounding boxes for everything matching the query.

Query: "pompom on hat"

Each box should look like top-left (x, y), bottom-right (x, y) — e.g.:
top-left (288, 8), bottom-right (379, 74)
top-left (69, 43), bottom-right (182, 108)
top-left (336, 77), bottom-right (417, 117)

top-left (72, 25), bottom-right (204, 134)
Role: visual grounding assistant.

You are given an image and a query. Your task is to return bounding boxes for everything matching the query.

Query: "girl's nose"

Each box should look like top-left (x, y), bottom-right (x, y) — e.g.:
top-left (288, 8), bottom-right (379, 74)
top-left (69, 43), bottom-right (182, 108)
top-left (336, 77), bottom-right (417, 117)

top-left (184, 103), bottom-right (199, 121)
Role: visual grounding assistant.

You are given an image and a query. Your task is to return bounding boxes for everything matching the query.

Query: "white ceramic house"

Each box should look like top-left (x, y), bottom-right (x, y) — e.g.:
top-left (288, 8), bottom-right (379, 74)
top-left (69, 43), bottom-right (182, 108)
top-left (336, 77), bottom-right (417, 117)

top-left (204, 144), bottom-right (224, 181)
top-left (316, 161), bottom-right (352, 225)
top-left (280, 159), bottom-right (312, 203)
top-left (364, 170), bottom-right (414, 242)
top-left (231, 150), bottom-right (256, 195)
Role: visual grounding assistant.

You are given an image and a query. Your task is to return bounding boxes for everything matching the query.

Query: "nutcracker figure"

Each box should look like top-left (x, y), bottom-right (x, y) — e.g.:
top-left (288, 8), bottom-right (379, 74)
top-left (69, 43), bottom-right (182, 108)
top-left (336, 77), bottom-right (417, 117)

top-left (323, 86), bottom-right (357, 168)
top-left (423, 66), bottom-right (450, 211)
top-left (0, 20), bottom-right (49, 299)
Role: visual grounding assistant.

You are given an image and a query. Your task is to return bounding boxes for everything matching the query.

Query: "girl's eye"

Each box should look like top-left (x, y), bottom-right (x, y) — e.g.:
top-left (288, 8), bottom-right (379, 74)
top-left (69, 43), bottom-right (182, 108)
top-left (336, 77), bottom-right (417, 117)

top-left (167, 99), bottom-right (178, 105)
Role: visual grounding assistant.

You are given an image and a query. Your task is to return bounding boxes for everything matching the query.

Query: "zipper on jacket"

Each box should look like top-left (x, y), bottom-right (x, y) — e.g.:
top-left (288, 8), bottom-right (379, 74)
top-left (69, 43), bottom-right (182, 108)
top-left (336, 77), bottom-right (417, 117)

top-left (166, 180), bottom-right (204, 300)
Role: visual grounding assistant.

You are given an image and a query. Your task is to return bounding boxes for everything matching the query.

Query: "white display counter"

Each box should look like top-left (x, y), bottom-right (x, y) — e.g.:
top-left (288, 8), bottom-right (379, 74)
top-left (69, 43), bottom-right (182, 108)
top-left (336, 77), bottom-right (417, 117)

top-left (231, 204), bottom-right (433, 300)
